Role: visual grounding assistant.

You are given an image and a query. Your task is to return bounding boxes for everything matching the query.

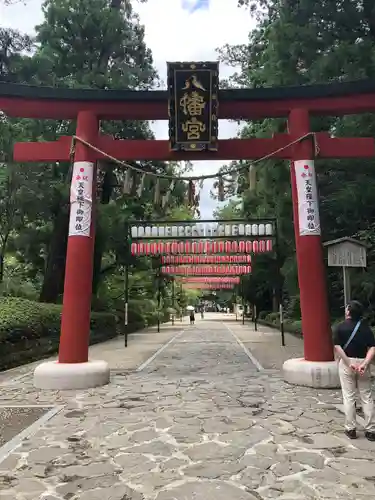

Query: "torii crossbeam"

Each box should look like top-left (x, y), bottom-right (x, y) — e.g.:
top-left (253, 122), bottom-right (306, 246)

top-left (13, 133), bottom-right (375, 162)
top-left (3, 76), bottom-right (375, 390)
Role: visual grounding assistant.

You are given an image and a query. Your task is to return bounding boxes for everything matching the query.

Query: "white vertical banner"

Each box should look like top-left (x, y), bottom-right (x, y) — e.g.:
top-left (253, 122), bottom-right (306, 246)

top-left (68, 161), bottom-right (94, 237)
top-left (294, 159), bottom-right (321, 236)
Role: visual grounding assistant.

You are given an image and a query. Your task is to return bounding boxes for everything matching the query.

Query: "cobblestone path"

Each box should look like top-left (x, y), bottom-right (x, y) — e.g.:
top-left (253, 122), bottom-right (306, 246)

top-left (0, 318), bottom-right (375, 499)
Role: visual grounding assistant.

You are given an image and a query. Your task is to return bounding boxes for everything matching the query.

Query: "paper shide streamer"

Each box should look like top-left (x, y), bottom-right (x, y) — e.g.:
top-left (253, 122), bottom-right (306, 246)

top-left (162, 180), bottom-right (176, 208)
top-left (187, 180), bottom-right (195, 207)
top-left (136, 173), bottom-right (146, 198)
top-left (248, 164), bottom-right (256, 191)
top-left (154, 178), bottom-right (161, 205)
top-left (123, 168), bottom-right (133, 195)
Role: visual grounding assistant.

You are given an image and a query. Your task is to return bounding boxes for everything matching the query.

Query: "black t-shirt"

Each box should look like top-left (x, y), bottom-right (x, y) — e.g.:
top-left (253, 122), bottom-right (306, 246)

top-left (333, 319), bottom-right (375, 358)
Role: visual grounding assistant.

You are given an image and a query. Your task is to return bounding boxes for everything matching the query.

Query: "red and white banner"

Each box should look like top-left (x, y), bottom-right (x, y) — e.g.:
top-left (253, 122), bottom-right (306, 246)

top-left (131, 239), bottom-right (272, 255)
top-left (294, 160), bottom-right (321, 236)
top-left (162, 265), bottom-right (251, 275)
top-left (162, 255), bottom-right (252, 264)
top-left (68, 161), bottom-right (94, 237)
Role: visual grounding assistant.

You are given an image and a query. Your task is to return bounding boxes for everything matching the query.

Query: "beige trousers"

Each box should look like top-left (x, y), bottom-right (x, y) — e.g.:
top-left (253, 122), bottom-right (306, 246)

top-left (338, 358), bottom-right (375, 432)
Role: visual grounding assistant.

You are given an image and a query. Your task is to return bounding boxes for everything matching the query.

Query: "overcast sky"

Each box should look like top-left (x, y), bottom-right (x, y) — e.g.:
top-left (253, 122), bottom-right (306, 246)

top-left (0, 0), bottom-right (254, 218)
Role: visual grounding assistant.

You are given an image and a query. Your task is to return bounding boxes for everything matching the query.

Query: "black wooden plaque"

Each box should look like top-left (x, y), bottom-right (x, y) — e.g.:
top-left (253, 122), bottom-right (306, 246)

top-left (167, 61), bottom-right (219, 152)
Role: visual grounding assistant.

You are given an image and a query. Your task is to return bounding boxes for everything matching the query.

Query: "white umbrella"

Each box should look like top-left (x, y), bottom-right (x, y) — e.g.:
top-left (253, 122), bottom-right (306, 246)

top-left (186, 305), bottom-right (195, 311)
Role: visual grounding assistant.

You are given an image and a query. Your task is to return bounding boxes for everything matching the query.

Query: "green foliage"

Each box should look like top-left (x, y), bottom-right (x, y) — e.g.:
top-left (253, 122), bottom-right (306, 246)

top-left (265, 312), bottom-right (279, 323)
top-left (0, 297), bottom-right (117, 369)
top-left (0, 27), bottom-right (34, 83)
top-left (0, 273), bottom-right (39, 300)
top-left (126, 298), bottom-right (161, 328)
top-left (0, 0), bottom-right (192, 332)
top-left (218, 0), bottom-right (375, 322)
top-left (213, 199), bottom-right (242, 220)
top-left (258, 310), bottom-right (269, 320)
top-left (35, 0), bottom-right (157, 88)
top-left (0, 297), bottom-right (116, 342)
top-left (260, 313), bottom-right (302, 337)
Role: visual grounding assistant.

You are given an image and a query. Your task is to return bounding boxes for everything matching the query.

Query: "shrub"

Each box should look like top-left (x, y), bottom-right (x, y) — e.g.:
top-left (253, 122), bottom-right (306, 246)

top-left (257, 314), bottom-right (303, 338)
top-left (109, 296), bottom-right (171, 333)
top-left (114, 298), bottom-right (159, 329)
top-left (0, 277), bottom-right (39, 301)
top-left (286, 295), bottom-right (301, 320)
top-left (145, 311), bottom-right (159, 326)
top-left (0, 297), bottom-right (117, 370)
top-left (0, 297), bottom-right (61, 343)
top-left (284, 319), bottom-right (302, 336)
top-left (265, 312), bottom-right (280, 324)
top-left (258, 311), bottom-right (270, 320)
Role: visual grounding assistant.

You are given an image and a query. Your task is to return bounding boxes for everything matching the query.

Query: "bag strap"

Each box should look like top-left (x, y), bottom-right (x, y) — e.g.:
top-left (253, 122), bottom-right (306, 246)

top-left (343, 320), bottom-right (361, 352)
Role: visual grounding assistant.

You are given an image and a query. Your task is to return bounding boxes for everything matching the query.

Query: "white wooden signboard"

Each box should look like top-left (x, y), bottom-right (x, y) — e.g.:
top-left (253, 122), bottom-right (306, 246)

top-left (325, 238), bottom-right (368, 311)
top-left (327, 240), bottom-right (367, 268)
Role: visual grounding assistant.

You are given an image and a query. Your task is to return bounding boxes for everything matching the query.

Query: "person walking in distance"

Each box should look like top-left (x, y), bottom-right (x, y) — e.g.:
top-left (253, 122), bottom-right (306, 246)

top-left (333, 300), bottom-right (375, 440)
top-left (189, 310), bottom-right (195, 325)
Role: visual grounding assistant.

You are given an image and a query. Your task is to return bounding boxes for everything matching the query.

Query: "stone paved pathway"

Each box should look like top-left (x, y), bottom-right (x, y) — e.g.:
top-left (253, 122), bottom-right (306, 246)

top-left (0, 315), bottom-right (375, 499)
top-left (229, 319), bottom-right (304, 369)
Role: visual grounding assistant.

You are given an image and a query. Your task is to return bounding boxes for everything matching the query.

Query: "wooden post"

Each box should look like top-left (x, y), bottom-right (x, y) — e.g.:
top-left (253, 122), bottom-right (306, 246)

top-left (280, 303), bottom-right (285, 346)
top-left (343, 266), bottom-right (351, 310)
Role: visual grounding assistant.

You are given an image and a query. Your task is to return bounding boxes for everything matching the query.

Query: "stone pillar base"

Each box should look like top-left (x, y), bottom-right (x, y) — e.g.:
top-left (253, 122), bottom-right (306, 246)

top-left (283, 358), bottom-right (339, 388)
top-left (33, 360), bottom-right (110, 390)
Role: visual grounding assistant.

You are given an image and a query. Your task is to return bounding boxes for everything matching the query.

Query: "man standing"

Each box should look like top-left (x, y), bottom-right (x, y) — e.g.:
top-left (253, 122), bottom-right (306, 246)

top-left (333, 300), bottom-right (375, 440)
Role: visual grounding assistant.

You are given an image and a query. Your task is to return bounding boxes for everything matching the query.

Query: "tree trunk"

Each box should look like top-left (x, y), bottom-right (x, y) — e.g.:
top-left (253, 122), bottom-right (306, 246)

top-left (0, 234), bottom-right (9, 283)
top-left (0, 253), bottom-right (4, 283)
top-left (39, 210), bottom-right (69, 303)
top-left (272, 287), bottom-right (278, 312)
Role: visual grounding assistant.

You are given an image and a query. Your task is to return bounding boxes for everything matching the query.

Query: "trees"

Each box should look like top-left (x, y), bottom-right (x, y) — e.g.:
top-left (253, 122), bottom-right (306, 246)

top-left (218, 0), bottom-right (375, 320)
top-left (0, 29), bottom-right (36, 284)
top-left (28, 0), bottom-right (159, 302)
top-left (35, 0), bottom-right (156, 89)
top-left (0, 0), bottom-right (192, 329)
top-left (0, 28), bottom-right (34, 83)
top-left (213, 199), bottom-right (242, 220)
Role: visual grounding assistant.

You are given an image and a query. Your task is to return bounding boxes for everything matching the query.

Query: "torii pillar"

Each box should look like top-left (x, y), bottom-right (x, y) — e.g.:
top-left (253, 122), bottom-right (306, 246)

top-left (14, 112), bottom-right (375, 391)
top-left (282, 108), bottom-right (338, 388)
top-left (33, 111), bottom-right (110, 390)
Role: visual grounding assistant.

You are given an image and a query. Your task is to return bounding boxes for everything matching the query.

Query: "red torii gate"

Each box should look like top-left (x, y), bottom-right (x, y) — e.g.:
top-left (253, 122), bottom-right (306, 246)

top-left (2, 78), bottom-right (375, 389)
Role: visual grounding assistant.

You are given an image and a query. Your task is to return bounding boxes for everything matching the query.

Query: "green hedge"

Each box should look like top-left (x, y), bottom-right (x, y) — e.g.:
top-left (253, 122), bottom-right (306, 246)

top-left (115, 298), bottom-right (170, 332)
top-left (0, 297), bottom-right (117, 371)
top-left (257, 312), bottom-right (303, 337)
top-left (258, 311), bottom-right (269, 320)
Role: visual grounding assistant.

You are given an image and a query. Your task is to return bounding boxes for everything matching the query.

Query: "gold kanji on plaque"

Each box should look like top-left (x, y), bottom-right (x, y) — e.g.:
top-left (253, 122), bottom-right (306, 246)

top-left (182, 117), bottom-right (206, 140)
top-left (167, 61), bottom-right (219, 152)
top-left (179, 91), bottom-right (206, 116)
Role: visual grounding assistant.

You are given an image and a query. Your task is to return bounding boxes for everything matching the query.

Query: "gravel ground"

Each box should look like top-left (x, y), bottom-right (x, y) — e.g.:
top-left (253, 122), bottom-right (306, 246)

top-left (0, 407), bottom-right (48, 448)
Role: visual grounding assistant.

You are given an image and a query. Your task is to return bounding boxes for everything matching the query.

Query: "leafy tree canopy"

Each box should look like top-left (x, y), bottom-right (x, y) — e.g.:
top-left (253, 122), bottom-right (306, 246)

top-left (0, 0), bottom-right (193, 327)
top-left (218, 0), bottom-right (375, 320)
